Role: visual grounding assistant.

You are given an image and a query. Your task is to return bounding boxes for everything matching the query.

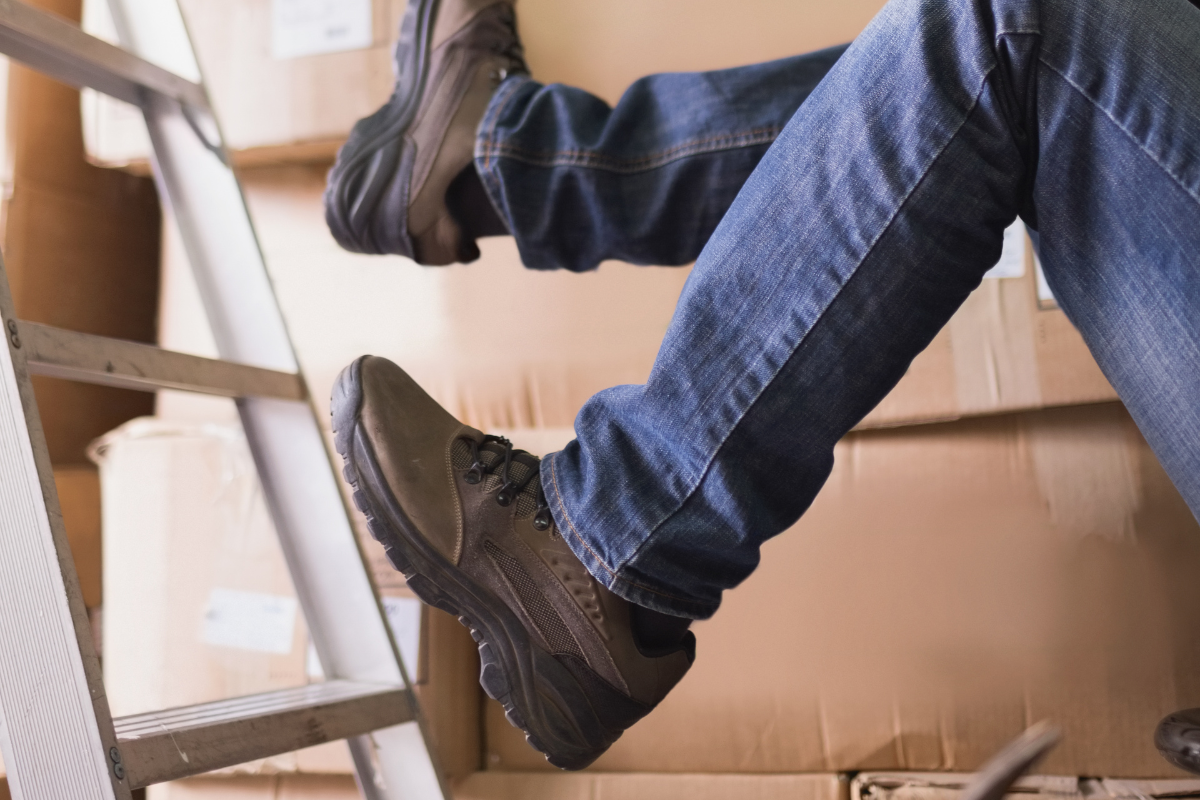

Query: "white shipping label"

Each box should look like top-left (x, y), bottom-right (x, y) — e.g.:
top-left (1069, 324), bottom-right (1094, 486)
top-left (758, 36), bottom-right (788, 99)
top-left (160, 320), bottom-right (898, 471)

top-left (383, 596), bottom-right (423, 675)
top-left (202, 588), bottom-right (297, 654)
top-left (271, 0), bottom-right (373, 60)
top-left (983, 220), bottom-right (1027, 279)
top-left (1034, 251), bottom-right (1058, 307)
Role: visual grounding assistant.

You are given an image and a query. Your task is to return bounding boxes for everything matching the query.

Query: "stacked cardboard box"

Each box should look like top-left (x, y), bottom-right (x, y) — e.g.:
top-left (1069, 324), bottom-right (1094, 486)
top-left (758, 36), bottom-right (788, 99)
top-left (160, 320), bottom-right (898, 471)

top-left (486, 405), bottom-right (1200, 778)
top-left (140, 156), bottom-right (1200, 796)
top-left (90, 0), bottom-right (1200, 797)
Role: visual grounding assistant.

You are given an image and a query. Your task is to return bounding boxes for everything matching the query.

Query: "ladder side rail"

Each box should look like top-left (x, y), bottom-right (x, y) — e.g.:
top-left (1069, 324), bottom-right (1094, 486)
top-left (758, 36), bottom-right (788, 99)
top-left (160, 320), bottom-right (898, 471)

top-left (0, 257), bottom-right (130, 800)
top-left (0, 0), bottom-right (205, 109)
top-left (104, 2), bottom-right (448, 797)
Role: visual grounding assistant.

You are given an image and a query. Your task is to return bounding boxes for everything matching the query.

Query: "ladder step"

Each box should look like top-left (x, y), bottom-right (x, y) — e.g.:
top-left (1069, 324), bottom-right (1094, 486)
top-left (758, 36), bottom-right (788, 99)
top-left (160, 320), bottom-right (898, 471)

top-left (0, 0), bottom-right (207, 110)
top-left (20, 321), bottom-right (307, 400)
top-left (113, 680), bottom-right (414, 789)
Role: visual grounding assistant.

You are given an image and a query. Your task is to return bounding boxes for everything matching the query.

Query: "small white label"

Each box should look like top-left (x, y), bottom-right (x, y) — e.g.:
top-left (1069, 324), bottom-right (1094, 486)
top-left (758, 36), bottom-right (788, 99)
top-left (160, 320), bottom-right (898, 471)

top-left (271, 0), bottom-right (373, 60)
top-left (202, 588), bottom-right (297, 655)
top-left (382, 596), bottom-right (423, 675)
top-left (983, 220), bottom-right (1027, 280)
top-left (1034, 251), bottom-right (1058, 307)
top-left (306, 596), bottom-right (423, 679)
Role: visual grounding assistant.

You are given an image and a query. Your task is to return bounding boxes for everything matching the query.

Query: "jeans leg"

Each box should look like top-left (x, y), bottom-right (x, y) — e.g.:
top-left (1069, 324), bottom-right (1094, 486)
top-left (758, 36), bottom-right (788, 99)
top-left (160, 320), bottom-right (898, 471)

top-left (542, 0), bottom-right (1200, 618)
top-left (474, 47), bottom-right (846, 271)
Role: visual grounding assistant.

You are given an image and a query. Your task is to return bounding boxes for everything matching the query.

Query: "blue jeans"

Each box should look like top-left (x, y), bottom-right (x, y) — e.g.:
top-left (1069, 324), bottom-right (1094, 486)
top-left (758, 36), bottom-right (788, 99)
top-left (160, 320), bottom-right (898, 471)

top-left (476, 0), bottom-right (1200, 619)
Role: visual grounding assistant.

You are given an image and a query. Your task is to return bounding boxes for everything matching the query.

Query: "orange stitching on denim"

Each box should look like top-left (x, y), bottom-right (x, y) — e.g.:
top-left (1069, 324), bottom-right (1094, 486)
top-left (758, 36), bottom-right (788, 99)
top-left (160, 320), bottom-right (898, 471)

top-left (620, 69), bottom-right (1000, 573)
top-left (483, 126), bottom-right (783, 173)
top-left (478, 125), bottom-right (782, 173)
top-left (479, 79), bottom-right (525, 172)
top-left (548, 454), bottom-right (703, 606)
top-left (548, 454), bottom-right (616, 577)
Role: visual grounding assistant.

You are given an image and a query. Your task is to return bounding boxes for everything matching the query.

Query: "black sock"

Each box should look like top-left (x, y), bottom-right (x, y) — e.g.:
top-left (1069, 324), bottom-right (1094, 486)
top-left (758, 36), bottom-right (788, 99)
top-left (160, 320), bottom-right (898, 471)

top-left (631, 604), bottom-right (693, 655)
top-left (446, 164), bottom-right (510, 240)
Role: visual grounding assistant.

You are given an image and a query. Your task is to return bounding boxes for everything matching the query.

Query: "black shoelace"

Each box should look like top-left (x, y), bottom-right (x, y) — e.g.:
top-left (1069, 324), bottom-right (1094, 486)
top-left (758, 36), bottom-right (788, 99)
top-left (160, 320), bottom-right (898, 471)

top-left (491, 6), bottom-right (529, 81)
top-left (461, 434), bottom-right (554, 532)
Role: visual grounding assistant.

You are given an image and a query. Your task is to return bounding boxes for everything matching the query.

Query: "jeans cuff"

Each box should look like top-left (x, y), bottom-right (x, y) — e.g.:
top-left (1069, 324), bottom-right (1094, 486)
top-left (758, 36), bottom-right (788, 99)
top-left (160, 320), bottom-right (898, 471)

top-left (542, 450), bottom-right (716, 620)
top-left (473, 73), bottom-right (531, 235)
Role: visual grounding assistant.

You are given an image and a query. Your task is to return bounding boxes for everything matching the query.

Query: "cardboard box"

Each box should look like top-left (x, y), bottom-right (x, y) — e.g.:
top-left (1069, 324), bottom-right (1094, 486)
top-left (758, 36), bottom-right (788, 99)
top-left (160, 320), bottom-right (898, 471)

top-left (4, 1), bottom-right (160, 465)
top-left (92, 418), bottom-right (349, 774)
top-left (54, 466), bottom-right (102, 609)
top-left (453, 771), bottom-right (848, 800)
top-left (91, 418), bottom-right (481, 779)
top-left (81, 0), bottom-right (407, 169)
top-left (485, 403), bottom-right (1200, 777)
top-left (148, 774), bottom-right (359, 800)
top-left (81, 0), bottom-right (885, 169)
top-left (155, 164), bottom-right (1115, 438)
top-left (852, 773), bottom-right (1200, 800)
top-left (150, 770), bottom-right (845, 800)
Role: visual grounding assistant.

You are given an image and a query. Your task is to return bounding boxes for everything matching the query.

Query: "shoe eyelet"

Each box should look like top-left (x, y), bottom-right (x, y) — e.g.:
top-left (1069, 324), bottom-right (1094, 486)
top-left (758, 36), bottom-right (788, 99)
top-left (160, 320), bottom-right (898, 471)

top-left (533, 511), bottom-right (551, 531)
top-left (465, 467), bottom-right (483, 485)
top-left (496, 490), bottom-right (512, 507)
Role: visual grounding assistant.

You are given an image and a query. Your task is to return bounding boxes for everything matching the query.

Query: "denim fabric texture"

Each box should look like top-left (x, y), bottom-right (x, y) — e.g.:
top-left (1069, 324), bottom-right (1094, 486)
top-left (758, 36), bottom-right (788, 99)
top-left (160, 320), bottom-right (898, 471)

top-left (476, 46), bottom-right (847, 272)
top-left (477, 0), bottom-right (1200, 619)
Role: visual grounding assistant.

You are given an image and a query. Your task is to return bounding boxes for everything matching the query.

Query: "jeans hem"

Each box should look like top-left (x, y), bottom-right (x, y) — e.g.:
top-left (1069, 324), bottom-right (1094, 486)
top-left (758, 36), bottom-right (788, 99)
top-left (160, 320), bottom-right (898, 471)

top-left (474, 74), bottom-right (531, 237)
top-left (543, 450), bottom-right (717, 620)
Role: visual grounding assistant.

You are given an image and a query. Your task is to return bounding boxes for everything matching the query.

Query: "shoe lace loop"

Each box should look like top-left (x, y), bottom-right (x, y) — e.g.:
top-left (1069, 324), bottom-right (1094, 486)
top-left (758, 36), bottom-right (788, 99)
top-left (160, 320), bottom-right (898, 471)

top-left (490, 5), bottom-right (528, 82)
top-left (461, 435), bottom-right (554, 533)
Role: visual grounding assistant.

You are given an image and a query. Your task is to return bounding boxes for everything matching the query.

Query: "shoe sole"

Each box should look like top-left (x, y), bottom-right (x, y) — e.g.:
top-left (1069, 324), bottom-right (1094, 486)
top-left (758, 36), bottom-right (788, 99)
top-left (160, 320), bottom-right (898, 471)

top-left (323, 0), bottom-right (441, 256)
top-left (331, 357), bottom-right (615, 770)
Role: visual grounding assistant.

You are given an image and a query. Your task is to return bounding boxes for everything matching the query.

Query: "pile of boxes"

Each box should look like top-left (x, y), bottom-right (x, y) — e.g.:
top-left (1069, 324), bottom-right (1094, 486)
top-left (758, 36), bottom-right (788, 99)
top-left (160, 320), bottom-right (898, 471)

top-left (78, 0), bottom-right (1200, 798)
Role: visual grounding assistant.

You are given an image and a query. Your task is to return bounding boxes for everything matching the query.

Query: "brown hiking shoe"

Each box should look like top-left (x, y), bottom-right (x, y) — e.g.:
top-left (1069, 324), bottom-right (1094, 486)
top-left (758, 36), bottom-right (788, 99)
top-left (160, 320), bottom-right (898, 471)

top-left (331, 356), bottom-right (695, 770)
top-left (1157, 709), bottom-right (1200, 774)
top-left (324, 0), bottom-right (526, 264)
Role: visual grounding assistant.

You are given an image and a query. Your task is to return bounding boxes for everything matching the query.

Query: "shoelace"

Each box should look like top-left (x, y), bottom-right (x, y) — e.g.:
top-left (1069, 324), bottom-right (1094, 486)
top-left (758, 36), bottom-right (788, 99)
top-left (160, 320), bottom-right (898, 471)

top-left (460, 434), bottom-right (554, 532)
top-left (490, 6), bottom-right (529, 82)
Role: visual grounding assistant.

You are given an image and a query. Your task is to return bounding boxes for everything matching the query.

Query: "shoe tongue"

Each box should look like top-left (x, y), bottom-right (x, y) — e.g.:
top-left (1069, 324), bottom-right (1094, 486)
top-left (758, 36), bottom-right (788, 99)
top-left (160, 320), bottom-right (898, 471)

top-left (451, 438), bottom-right (541, 518)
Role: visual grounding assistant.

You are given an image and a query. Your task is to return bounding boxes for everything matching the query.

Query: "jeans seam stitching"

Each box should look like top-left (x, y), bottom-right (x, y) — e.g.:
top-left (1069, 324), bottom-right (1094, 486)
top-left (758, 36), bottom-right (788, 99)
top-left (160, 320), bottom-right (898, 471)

top-left (482, 127), bottom-right (784, 174)
top-left (1039, 58), bottom-right (1200, 206)
top-left (548, 454), bottom-right (700, 605)
top-left (479, 78), bottom-right (525, 172)
top-left (622, 68), bottom-right (998, 570)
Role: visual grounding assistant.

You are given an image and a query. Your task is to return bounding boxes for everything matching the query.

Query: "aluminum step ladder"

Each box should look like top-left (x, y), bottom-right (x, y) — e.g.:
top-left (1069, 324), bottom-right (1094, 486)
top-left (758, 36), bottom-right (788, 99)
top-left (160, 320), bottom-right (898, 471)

top-left (0, 1), bottom-right (448, 797)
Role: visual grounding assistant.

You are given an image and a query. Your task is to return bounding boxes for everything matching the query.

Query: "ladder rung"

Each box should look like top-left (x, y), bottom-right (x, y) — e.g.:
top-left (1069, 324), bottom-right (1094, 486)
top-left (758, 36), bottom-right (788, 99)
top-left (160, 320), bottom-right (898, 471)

top-left (20, 321), bottom-right (307, 400)
top-left (0, 0), bottom-right (207, 110)
top-left (113, 680), bottom-right (414, 789)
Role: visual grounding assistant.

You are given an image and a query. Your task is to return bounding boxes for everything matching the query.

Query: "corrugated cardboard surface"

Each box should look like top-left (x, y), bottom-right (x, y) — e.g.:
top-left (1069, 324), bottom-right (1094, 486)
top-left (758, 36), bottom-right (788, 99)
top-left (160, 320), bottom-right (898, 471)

top-left (858, 256), bottom-right (1117, 428)
top-left (155, 165), bottom-right (1114, 436)
top-left (81, 0), bottom-right (407, 165)
top-left (5, 0), bottom-right (160, 464)
top-left (83, 0), bottom-right (885, 166)
top-left (853, 774), bottom-right (1200, 800)
top-left (148, 775), bottom-right (358, 800)
top-left (453, 771), bottom-right (848, 800)
top-left (54, 466), bottom-right (102, 609)
top-left (92, 419), bottom-right (349, 775)
top-left (486, 404), bottom-right (1200, 777)
top-left (148, 772), bottom-right (845, 800)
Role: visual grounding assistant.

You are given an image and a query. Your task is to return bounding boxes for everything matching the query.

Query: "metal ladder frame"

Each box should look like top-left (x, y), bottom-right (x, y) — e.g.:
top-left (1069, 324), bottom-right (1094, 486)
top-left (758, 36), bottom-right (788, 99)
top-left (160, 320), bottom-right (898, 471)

top-left (0, 1), bottom-right (448, 797)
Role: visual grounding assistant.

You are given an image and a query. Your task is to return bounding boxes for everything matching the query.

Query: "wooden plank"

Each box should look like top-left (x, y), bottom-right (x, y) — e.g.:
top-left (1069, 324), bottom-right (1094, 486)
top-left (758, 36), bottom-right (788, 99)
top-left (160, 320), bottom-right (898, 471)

top-left (0, 0), bottom-right (207, 110)
top-left (21, 321), bottom-right (306, 401)
top-left (114, 681), bottom-right (415, 789)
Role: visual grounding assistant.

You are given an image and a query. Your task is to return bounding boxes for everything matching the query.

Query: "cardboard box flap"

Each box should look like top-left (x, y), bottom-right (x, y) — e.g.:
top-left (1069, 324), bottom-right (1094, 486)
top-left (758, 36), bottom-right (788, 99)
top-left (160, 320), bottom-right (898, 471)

top-left (854, 774), bottom-right (1200, 800)
top-left (454, 771), bottom-right (848, 800)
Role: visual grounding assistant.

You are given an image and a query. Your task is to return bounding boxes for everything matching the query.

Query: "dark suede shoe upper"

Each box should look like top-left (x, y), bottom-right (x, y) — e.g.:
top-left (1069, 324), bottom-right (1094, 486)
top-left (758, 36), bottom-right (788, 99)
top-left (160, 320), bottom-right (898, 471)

top-left (341, 356), bottom-right (694, 767)
top-left (324, 0), bottom-right (526, 263)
